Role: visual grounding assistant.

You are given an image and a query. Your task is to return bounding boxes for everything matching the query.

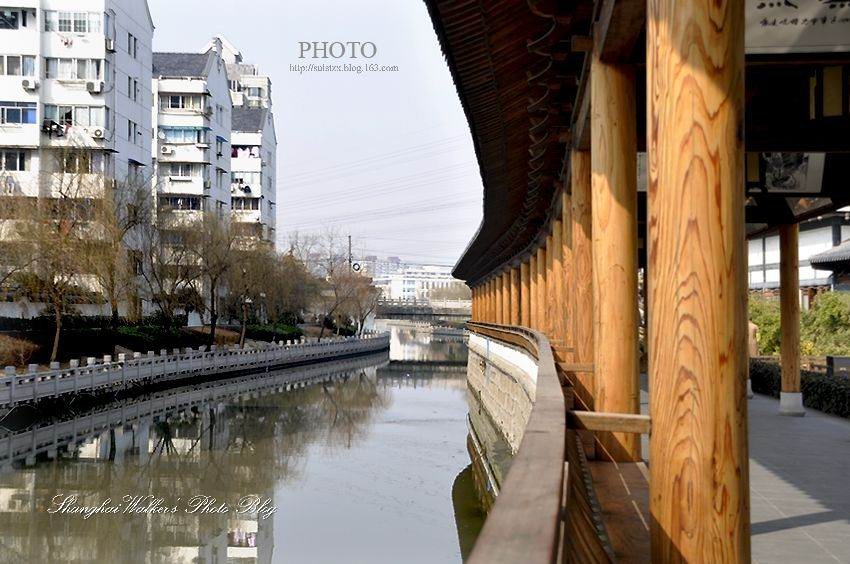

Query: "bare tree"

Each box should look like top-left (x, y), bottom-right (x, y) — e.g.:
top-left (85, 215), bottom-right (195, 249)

top-left (186, 212), bottom-right (237, 347)
top-left (225, 247), bottom-right (274, 347)
top-left (313, 232), bottom-right (359, 341)
top-left (346, 276), bottom-right (381, 335)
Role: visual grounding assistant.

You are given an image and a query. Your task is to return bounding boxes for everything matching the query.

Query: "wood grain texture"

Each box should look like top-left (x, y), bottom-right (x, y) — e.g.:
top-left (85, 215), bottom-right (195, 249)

top-left (511, 266), bottom-right (521, 325)
top-left (590, 51), bottom-right (640, 462)
top-left (552, 221), bottom-right (565, 350)
top-left (780, 224), bottom-right (800, 393)
top-left (537, 246), bottom-right (547, 335)
top-left (495, 275), bottom-right (503, 324)
top-left (561, 192), bottom-right (575, 362)
top-left (571, 151), bottom-right (595, 410)
top-left (521, 260), bottom-right (531, 327)
top-left (530, 254), bottom-right (538, 330)
top-left (647, 0), bottom-right (750, 561)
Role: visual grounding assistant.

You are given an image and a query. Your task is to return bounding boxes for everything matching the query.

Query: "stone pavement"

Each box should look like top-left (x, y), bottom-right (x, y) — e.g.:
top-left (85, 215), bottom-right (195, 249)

top-left (639, 375), bottom-right (850, 562)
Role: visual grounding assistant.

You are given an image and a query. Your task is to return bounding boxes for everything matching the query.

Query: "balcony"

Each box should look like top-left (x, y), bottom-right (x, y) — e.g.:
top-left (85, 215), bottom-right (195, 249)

top-left (158, 176), bottom-right (210, 196)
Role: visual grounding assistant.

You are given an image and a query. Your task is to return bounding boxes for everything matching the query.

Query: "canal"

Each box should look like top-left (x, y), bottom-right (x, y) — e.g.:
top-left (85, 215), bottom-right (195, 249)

top-left (0, 324), bottom-right (483, 563)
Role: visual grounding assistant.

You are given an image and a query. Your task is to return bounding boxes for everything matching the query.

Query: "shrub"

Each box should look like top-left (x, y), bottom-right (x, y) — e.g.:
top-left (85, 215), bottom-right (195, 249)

top-left (0, 334), bottom-right (38, 367)
top-left (802, 292), bottom-right (850, 356)
top-left (748, 293), bottom-right (781, 354)
top-left (244, 323), bottom-right (302, 343)
top-left (750, 359), bottom-right (850, 419)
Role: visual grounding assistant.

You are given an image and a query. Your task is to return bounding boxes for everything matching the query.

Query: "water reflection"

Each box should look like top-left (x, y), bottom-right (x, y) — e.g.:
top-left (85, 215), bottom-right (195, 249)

top-left (0, 325), bottom-right (483, 563)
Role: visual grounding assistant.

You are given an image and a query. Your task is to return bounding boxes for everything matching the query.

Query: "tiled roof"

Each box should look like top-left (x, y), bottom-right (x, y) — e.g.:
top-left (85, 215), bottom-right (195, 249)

top-left (810, 239), bottom-right (850, 268)
top-left (232, 107), bottom-right (266, 132)
top-left (153, 52), bottom-right (210, 78)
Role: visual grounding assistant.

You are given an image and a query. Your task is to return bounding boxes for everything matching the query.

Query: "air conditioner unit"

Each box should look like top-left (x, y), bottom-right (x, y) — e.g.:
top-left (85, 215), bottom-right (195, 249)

top-left (21, 78), bottom-right (38, 91)
top-left (86, 81), bottom-right (104, 93)
top-left (91, 128), bottom-right (105, 139)
top-left (160, 146), bottom-right (173, 155)
top-left (105, 37), bottom-right (116, 52)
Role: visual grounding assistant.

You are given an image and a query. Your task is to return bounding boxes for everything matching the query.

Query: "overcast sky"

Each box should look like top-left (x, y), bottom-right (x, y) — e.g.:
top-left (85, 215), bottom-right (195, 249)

top-left (147, 0), bottom-right (483, 267)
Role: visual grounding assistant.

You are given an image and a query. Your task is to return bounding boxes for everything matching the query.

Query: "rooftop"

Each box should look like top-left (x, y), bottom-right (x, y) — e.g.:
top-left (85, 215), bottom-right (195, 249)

top-left (153, 52), bottom-right (211, 78)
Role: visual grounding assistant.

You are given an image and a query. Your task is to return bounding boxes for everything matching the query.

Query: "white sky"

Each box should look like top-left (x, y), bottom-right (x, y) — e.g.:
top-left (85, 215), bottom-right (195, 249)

top-left (147, 0), bottom-right (484, 267)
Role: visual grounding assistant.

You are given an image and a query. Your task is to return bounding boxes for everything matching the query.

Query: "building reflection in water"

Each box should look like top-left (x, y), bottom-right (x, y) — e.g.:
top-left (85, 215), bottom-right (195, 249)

top-left (0, 326), bottom-right (483, 564)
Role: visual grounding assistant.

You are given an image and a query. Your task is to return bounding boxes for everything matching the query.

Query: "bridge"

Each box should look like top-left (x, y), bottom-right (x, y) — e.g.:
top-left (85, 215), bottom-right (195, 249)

top-left (375, 299), bottom-right (470, 322)
top-left (425, 0), bottom-right (850, 562)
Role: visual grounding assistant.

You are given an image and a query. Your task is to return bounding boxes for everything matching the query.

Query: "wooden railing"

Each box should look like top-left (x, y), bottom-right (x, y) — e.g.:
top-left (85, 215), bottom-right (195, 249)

top-left (465, 322), bottom-right (567, 564)
top-left (0, 333), bottom-right (390, 408)
top-left (467, 322), bottom-right (654, 563)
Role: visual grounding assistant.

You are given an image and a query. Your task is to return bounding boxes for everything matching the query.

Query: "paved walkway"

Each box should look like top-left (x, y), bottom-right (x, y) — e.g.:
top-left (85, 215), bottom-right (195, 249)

top-left (638, 377), bottom-right (850, 562)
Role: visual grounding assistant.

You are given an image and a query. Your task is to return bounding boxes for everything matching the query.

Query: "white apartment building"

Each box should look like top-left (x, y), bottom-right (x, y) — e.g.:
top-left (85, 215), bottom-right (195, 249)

top-left (0, 0), bottom-right (153, 196)
top-left (152, 41), bottom-right (232, 224)
top-left (380, 263), bottom-right (465, 302)
top-left (200, 36), bottom-right (276, 248)
top-left (0, 0), bottom-right (153, 317)
top-left (230, 107), bottom-right (276, 246)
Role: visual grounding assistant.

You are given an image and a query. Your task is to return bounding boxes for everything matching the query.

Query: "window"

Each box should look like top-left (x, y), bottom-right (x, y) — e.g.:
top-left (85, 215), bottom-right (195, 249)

top-left (159, 94), bottom-right (202, 111)
top-left (127, 33), bottom-right (138, 58)
top-left (127, 76), bottom-right (138, 101)
top-left (0, 151), bottom-right (26, 171)
top-left (161, 128), bottom-right (207, 144)
top-left (215, 138), bottom-right (224, 156)
top-left (127, 119), bottom-right (138, 143)
top-left (159, 196), bottom-right (201, 211)
top-left (0, 10), bottom-right (19, 30)
top-left (44, 11), bottom-right (99, 33)
top-left (231, 171), bottom-right (261, 187)
top-left (246, 87), bottom-right (262, 98)
top-left (0, 101), bottom-right (36, 124)
top-left (44, 58), bottom-right (104, 80)
top-left (44, 105), bottom-right (107, 128)
top-left (231, 197), bottom-right (260, 211)
top-left (52, 151), bottom-right (101, 174)
top-left (232, 145), bottom-right (261, 158)
top-left (161, 162), bottom-right (199, 177)
top-left (0, 55), bottom-right (34, 77)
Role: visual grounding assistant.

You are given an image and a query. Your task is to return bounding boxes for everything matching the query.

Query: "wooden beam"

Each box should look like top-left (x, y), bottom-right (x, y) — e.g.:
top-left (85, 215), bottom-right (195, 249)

top-left (510, 266), bottom-right (521, 325)
top-left (558, 362), bottom-right (595, 373)
top-left (647, 0), bottom-right (751, 561)
top-left (591, 47), bottom-right (640, 463)
top-left (568, 410), bottom-right (651, 435)
top-left (594, 0), bottom-right (646, 63)
top-left (571, 151), bottom-right (594, 410)
top-left (521, 260), bottom-right (531, 327)
top-left (780, 223), bottom-right (804, 416)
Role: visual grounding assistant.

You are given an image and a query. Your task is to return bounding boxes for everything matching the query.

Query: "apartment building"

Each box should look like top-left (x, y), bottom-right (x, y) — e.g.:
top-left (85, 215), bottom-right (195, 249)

top-left (0, 0), bottom-right (153, 317)
top-left (199, 36), bottom-right (277, 249)
top-left (151, 41), bottom-right (232, 225)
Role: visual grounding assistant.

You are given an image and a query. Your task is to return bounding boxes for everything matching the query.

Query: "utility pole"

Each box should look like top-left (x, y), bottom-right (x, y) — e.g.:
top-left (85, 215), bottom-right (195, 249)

top-left (348, 235), bottom-right (353, 271)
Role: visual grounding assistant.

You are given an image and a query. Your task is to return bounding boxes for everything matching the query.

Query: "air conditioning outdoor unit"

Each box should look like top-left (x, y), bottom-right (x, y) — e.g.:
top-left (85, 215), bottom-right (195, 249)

top-left (160, 146), bottom-right (173, 155)
top-left (91, 128), bottom-right (105, 139)
top-left (21, 78), bottom-right (38, 91)
top-left (86, 81), bottom-right (104, 93)
top-left (105, 38), bottom-right (116, 52)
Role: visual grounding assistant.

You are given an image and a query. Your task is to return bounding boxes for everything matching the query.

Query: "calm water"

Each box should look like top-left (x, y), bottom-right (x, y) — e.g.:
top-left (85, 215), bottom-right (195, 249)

top-left (0, 325), bottom-right (483, 563)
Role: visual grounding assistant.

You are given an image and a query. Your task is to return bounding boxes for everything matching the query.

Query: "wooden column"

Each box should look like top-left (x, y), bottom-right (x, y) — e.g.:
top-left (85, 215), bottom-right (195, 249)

top-left (647, 0), bottom-right (750, 560)
top-left (551, 220), bottom-right (564, 350)
top-left (530, 253), bottom-right (538, 329)
top-left (572, 151), bottom-right (593, 408)
top-left (520, 260), bottom-right (531, 327)
top-left (536, 246), bottom-right (546, 333)
top-left (502, 271), bottom-right (511, 324)
top-left (487, 279), bottom-right (494, 323)
top-left (497, 274), bottom-right (505, 324)
top-left (472, 286), bottom-right (477, 321)
top-left (545, 234), bottom-right (555, 339)
top-left (560, 194), bottom-right (574, 361)
top-left (780, 223), bottom-right (804, 416)
top-left (590, 44), bottom-right (640, 462)
top-left (510, 267), bottom-right (521, 325)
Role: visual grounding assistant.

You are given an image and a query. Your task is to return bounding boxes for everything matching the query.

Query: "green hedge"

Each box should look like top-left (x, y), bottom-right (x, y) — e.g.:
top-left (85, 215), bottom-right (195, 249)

top-left (244, 324), bottom-right (302, 343)
top-left (750, 359), bottom-right (850, 419)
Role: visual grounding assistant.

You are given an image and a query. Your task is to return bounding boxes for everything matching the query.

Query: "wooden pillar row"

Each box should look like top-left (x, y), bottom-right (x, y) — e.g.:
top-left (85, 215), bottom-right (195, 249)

top-left (647, 0), bottom-right (750, 560)
top-left (551, 220), bottom-right (564, 350)
top-left (503, 271), bottom-right (511, 325)
top-left (780, 223), bottom-right (804, 416)
top-left (571, 151), bottom-right (593, 409)
top-left (590, 44), bottom-right (640, 462)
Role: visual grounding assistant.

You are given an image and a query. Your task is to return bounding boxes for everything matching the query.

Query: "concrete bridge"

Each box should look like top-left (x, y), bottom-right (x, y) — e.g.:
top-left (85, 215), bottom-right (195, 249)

top-left (425, 0), bottom-right (850, 561)
top-left (375, 299), bottom-right (470, 322)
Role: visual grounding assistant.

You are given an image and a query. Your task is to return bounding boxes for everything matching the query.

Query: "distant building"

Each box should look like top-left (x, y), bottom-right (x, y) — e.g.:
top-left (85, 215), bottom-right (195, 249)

top-left (749, 211), bottom-right (850, 304)
top-left (371, 261), bottom-right (465, 302)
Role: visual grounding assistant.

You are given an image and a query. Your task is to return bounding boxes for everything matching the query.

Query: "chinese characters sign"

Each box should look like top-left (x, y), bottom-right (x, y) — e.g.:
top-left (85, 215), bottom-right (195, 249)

top-left (747, 0), bottom-right (850, 53)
